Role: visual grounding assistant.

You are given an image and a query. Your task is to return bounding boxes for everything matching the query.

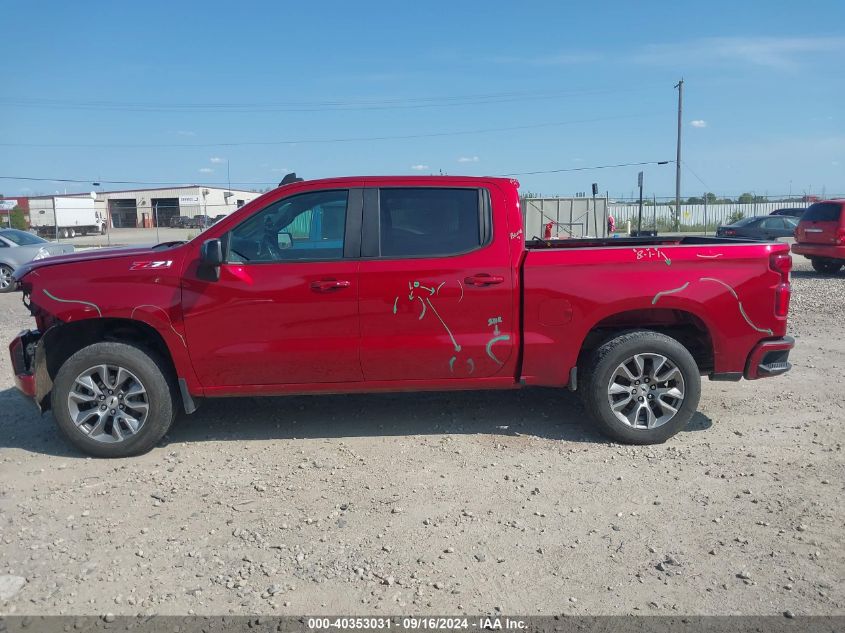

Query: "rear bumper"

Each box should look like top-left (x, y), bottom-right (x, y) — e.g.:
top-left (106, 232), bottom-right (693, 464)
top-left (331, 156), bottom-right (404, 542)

top-left (791, 243), bottom-right (845, 260)
top-left (744, 336), bottom-right (795, 380)
top-left (8, 329), bottom-right (41, 403)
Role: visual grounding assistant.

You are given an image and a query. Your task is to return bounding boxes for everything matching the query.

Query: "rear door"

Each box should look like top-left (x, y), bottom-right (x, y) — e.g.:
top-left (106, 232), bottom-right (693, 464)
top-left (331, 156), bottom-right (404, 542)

top-left (760, 216), bottom-right (795, 238)
top-left (796, 202), bottom-right (843, 244)
top-left (358, 184), bottom-right (516, 381)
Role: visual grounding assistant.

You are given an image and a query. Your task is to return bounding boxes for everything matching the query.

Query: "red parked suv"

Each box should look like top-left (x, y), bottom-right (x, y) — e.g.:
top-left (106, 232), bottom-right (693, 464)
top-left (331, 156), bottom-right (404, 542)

top-left (792, 200), bottom-right (845, 273)
top-left (8, 175), bottom-right (795, 457)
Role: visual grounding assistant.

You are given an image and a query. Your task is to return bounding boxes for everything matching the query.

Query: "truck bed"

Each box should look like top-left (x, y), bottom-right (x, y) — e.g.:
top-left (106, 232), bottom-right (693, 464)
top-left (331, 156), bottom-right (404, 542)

top-left (526, 235), bottom-right (769, 250)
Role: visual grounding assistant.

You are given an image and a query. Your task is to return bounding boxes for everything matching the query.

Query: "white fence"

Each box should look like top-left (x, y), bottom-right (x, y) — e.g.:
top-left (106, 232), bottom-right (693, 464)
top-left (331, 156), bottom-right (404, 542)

top-left (608, 201), bottom-right (810, 230)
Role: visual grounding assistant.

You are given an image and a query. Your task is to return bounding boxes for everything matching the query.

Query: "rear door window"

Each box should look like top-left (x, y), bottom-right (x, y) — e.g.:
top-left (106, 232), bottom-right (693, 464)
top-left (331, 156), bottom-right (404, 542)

top-left (802, 202), bottom-right (842, 222)
top-left (761, 218), bottom-right (784, 230)
top-left (378, 188), bottom-right (488, 257)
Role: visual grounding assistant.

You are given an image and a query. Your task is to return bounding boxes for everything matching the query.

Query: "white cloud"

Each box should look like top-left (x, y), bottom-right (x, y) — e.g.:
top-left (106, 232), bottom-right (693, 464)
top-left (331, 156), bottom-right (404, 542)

top-left (210, 157), bottom-right (225, 164)
top-left (270, 167), bottom-right (291, 173)
top-left (410, 164), bottom-right (429, 171)
top-left (176, 130), bottom-right (196, 137)
top-left (690, 120), bottom-right (707, 128)
top-left (457, 156), bottom-right (479, 163)
top-left (199, 167), bottom-right (214, 173)
top-left (633, 36), bottom-right (845, 70)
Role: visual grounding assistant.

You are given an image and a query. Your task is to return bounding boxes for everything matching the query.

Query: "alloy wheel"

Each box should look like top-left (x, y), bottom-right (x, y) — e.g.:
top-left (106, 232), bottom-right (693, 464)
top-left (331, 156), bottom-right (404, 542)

top-left (67, 364), bottom-right (149, 443)
top-left (607, 353), bottom-right (685, 429)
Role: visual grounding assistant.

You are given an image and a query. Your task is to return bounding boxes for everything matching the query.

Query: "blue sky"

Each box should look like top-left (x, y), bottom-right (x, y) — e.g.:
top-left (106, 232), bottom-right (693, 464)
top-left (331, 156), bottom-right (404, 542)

top-left (2, 0), bottom-right (843, 200)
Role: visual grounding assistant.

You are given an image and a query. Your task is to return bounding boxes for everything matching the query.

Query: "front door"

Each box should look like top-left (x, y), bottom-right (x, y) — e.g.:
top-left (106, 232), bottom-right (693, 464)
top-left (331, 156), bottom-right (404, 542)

top-left (182, 187), bottom-right (364, 387)
top-left (358, 185), bottom-right (516, 381)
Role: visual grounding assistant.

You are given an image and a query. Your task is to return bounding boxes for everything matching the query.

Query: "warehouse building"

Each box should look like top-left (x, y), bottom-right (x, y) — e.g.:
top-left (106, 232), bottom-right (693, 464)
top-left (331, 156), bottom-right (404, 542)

top-left (66, 185), bottom-right (263, 228)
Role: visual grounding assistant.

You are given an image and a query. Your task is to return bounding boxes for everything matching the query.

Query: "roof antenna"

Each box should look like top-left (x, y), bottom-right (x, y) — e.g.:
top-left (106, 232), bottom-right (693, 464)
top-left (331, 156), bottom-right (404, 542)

top-left (279, 172), bottom-right (304, 187)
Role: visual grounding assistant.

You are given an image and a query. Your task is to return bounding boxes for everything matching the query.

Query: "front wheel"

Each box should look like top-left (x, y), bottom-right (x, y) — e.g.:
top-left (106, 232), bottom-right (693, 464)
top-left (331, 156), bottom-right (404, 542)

top-left (0, 264), bottom-right (15, 293)
top-left (51, 342), bottom-right (176, 457)
top-left (581, 331), bottom-right (701, 444)
top-left (811, 258), bottom-right (843, 274)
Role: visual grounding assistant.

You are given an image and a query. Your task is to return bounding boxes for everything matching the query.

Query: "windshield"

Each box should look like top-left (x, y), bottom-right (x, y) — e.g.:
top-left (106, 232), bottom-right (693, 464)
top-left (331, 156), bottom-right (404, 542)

top-left (0, 229), bottom-right (47, 246)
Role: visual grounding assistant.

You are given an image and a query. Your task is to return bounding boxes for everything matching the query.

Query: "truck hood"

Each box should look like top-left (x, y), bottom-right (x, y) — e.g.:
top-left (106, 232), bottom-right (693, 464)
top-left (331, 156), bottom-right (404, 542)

top-left (13, 242), bottom-right (184, 281)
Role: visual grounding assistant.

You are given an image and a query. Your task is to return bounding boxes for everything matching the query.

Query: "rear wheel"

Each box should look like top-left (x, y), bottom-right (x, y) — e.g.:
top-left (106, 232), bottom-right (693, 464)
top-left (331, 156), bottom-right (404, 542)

top-left (51, 342), bottom-right (176, 457)
top-left (811, 258), bottom-right (843, 274)
top-left (0, 264), bottom-right (14, 293)
top-left (581, 331), bottom-right (701, 444)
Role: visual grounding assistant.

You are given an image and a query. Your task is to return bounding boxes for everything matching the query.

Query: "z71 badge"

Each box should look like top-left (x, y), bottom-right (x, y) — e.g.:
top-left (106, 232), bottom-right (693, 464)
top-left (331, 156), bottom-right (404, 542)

top-left (130, 260), bottom-right (173, 270)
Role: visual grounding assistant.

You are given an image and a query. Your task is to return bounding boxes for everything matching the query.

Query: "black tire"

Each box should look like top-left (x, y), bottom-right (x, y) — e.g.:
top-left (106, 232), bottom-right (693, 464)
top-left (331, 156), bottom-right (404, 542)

top-left (0, 264), bottom-right (15, 293)
top-left (580, 330), bottom-right (701, 444)
top-left (811, 258), bottom-right (843, 274)
top-left (51, 342), bottom-right (176, 457)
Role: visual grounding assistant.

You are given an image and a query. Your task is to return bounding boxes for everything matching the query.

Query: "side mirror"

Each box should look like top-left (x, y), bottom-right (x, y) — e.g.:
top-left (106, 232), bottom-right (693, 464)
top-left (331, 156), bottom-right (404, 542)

top-left (199, 238), bottom-right (223, 280)
top-left (200, 239), bottom-right (223, 265)
top-left (277, 232), bottom-right (292, 250)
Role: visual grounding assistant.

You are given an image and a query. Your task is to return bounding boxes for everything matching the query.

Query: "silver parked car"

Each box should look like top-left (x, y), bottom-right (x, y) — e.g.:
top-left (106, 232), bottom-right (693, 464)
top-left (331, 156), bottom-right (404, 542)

top-left (0, 229), bottom-right (75, 292)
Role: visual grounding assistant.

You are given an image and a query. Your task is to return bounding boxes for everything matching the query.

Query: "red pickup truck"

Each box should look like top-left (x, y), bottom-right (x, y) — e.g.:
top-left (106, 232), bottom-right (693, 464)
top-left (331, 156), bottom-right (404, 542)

top-left (8, 175), bottom-right (794, 457)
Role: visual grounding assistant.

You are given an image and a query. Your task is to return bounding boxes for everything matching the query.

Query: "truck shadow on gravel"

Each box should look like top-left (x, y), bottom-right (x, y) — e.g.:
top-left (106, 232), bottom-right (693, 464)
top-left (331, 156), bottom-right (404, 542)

top-left (168, 389), bottom-right (713, 446)
top-left (791, 269), bottom-right (844, 280)
top-left (0, 387), bottom-right (713, 457)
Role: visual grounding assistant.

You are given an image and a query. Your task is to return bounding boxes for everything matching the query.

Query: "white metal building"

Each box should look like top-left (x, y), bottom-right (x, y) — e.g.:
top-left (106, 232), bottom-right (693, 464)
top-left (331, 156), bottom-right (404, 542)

top-left (67, 185), bottom-right (262, 228)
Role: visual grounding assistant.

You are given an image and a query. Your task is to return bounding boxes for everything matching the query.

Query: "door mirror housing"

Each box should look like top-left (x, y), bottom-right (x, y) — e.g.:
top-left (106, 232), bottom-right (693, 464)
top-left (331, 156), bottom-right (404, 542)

top-left (199, 238), bottom-right (223, 280)
top-left (200, 238), bottom-right (224, 265)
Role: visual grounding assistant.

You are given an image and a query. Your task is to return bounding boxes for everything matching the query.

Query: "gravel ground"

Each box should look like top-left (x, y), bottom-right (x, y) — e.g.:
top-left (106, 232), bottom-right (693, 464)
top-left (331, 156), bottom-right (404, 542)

top-left (0, 257), bottom-right (842, 616)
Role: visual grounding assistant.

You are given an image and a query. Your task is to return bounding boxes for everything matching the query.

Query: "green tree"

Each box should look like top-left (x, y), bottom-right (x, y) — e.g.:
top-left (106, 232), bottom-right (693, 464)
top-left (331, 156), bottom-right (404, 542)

top-left (705, 192), bottom-right (717, 203)
top-left (727, 209), bottom-right (745, 224)
top-left (9, 206), bottom-right (27, 230)
top-left (737, 192), bottom-right (754, 204)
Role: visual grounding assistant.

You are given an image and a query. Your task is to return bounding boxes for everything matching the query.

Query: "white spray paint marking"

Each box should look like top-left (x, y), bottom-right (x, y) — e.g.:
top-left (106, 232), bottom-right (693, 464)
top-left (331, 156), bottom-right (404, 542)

top-left (131, 304), bottom-right (188, 347)
top-left (485, 334), bottom-right (511, 365)
top-left (42, 289), bottom-right (102, 317)
top-left (699, 277), bottom-right (774, 335)
top-left (425, 298), bottom-right (460, 352)
top-left (696, 253), bottom-right (723, 259)
top-left (634, 247), bottom-right (671, 266)
top-left (651, 282), bottom-right (690, 305)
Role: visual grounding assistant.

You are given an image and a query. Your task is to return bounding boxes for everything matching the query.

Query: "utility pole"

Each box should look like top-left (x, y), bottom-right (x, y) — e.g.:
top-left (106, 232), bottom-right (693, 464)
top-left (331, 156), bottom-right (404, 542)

top-left (637, 171), bottom-right (644, 234)
top-left (674, 78), bottom-right (684, 232)
top-left (592, 183), bottom-right (600, 237)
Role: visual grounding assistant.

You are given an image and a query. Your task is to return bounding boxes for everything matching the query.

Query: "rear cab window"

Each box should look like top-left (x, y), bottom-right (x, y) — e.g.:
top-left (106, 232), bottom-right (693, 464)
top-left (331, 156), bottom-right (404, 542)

top-left (377, 187), bottom-right (491, 258)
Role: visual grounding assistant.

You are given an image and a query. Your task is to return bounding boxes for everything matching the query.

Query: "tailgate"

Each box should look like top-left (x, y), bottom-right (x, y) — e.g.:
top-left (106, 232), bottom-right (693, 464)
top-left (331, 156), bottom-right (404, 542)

top-left (796, 202), bottom-right (843, 244)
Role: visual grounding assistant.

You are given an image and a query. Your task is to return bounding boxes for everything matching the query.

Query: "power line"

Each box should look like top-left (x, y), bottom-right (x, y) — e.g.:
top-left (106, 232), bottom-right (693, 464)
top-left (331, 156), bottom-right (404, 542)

top-left (498, 160), bottom-right (672, 177)
top-left (681, 160), bottom-right (711, 190)
top-left (0, 112), bottom-right (668, 148)
top-left (0, 176), bottom-right (244, 186)
top-left (1, 86), bottom-right (662, 113)
top-left (0, 160), bottom-right (674, 188)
